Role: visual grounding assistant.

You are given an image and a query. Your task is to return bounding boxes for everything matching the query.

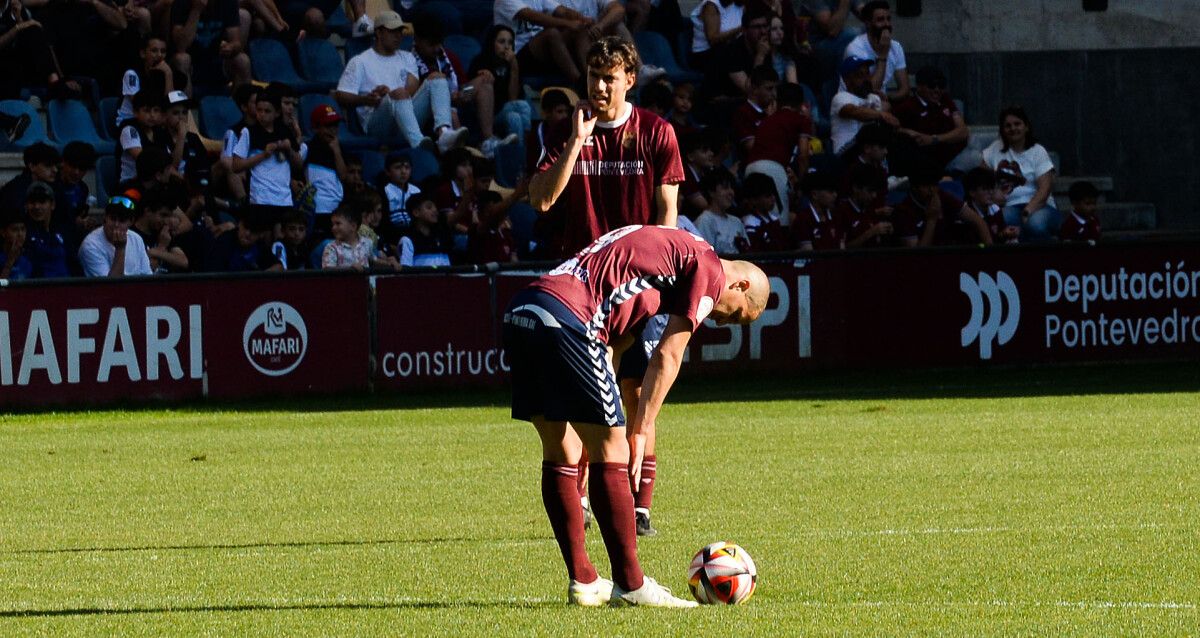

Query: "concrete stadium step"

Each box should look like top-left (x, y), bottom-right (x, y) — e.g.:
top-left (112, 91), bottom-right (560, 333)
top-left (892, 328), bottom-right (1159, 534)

top-left (1054, 175), bottom-right (1114, 194)
top-left (1096, 201), bottom-right (1157, 231)
top-left (0, 151), bottom-right (22, 188)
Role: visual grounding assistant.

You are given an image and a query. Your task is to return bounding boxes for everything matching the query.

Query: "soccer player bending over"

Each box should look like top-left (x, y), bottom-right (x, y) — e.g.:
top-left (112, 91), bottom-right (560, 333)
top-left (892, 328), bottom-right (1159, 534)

top-left (503, 225), bottom-right (770, 608)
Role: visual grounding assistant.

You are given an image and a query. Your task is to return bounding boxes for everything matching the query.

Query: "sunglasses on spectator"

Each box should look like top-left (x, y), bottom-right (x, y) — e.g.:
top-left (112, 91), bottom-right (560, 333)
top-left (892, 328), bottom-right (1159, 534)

top-left (108, 196), bottom-right (136, 211)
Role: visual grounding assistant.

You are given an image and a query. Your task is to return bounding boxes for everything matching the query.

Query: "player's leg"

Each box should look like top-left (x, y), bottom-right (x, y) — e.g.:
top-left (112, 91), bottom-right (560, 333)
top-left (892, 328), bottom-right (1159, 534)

top-left (532, 416), bottom-right (603, 602)
top-left (616, 315), bottom-right (668, 536)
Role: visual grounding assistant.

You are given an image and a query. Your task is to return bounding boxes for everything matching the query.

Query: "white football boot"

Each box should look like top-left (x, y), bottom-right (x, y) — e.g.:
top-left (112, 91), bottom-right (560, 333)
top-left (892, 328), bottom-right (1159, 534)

top-left (609, 576), bottom-right (698, 608)
top-left (568, 576), bottom-right (614, 607)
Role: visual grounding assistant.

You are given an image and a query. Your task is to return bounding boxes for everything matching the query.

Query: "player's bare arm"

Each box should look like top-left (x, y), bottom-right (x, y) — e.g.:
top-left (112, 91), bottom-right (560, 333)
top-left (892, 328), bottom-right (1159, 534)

top-left (655, 182), bottom-right (679, 228)
top-left (627, 314), bottom-right (693, 489)
top-left (529, 101), bottom-right (597, 212)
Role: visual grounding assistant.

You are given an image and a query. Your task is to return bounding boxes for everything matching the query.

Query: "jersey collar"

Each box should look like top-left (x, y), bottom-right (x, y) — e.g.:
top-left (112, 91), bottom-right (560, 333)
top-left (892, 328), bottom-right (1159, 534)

top-left (595, 102), bottom-right (633, 129)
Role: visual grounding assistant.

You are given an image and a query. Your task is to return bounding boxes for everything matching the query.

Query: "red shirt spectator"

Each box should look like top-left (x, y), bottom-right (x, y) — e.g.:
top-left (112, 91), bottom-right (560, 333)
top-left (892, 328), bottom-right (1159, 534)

top-left (893, 189), bottom-right (967, 246)
top-left (747, 107), bottom-right (813, 166)
top-left (838, 198), bottom-right (893, 248)
top-left (733, 99), bottom-right (770, 154)
top-left (1059, 210), bottom-right (1101, 242)
top-left (791, 201), bottom-right (841, 250)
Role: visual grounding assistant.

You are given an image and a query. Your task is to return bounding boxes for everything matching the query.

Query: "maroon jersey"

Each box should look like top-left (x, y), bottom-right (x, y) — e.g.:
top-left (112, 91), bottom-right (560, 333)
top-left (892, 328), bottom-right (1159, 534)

top-left (894, 190), bottom-right (968, 245)
top-left (733, 100), bottom-right (769, 146)
top-left (891, 93), bottom-right (967, 168)
top-left (1059, 211), bottom-right (1101, 242)
top-left (747, 108), bottom-right (813, 166)
top-left (968, 201), bottom-right (1008, 240)
top-left (791, 202), bottom-right (842, 250)
top-left (531, 225), bottom-right (725, 345)
top-left (837, 199), bottom-right (890, 247)
top-left (538, 105), bottom-right (685, 255)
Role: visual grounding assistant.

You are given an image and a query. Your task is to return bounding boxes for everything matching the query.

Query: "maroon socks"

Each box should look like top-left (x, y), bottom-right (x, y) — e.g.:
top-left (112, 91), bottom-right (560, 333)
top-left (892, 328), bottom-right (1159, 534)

top-left (541, 461), bottom-right (598, 584)
top-left (633, 455), bottom-right (656, 511)
top-left (588, 462), bottom-right (645, 592)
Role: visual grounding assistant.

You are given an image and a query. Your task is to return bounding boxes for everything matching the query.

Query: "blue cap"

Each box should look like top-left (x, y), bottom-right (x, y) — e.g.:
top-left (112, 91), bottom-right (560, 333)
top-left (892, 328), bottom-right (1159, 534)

top-left (839, 56), bottom-right (874, 77)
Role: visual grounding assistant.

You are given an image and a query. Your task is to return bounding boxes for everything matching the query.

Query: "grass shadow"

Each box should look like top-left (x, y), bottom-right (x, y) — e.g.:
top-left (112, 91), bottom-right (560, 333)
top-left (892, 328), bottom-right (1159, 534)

top-left (0, 599), bottom-right (561, 618)
top-left (5, 534), bottom-right (552, 556)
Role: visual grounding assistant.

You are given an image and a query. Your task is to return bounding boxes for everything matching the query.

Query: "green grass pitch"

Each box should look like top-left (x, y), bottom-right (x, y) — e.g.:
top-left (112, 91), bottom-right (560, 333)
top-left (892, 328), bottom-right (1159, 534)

top-left (1, 362), bottom-right (1198, 636)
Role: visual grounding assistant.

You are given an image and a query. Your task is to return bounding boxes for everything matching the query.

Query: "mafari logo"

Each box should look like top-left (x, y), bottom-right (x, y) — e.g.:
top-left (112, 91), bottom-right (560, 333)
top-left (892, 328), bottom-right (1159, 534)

top-left (960, 272), bottom-right (1020, 359)
top-left (243, 302), bottom-right (308, 376)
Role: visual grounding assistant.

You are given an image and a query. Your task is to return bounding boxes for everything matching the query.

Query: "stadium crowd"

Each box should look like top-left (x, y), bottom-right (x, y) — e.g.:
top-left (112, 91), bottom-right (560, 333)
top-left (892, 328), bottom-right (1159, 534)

top-left (0, 0), bottom-right (1104, 279)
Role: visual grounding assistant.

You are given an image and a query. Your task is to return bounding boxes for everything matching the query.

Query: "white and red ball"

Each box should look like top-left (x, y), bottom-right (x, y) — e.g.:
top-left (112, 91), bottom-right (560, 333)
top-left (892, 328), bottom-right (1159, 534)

top-left (687, 541), bottom-right (758, 604)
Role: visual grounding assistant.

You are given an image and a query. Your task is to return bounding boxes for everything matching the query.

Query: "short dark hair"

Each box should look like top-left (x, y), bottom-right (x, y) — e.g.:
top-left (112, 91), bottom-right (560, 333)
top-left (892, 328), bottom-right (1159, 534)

top-left (740, 172), bottom-right (778, 202)
top-left (385, 152), bottom-right (412, 169)
top-left (699, 169), bottom-right (734, 196)
top-left (411, 10), bottom-right (444, 43)
top-left (439, 148), bottom-right (472, 177)
top-left (406, 191), bottom-right (434, 211)
top-left (639, 82), bottom-right (673, 112)
top-left (62, 142), bottom-right (97, 170)
top-left (847, 165), bottom-right (882, 192)
top-left (232, 83), bottom-right (259, 108)
top-left (741, 5), bottom-right (771, 28)
top-left (856, 122), bottom-right (893, 148)
top-left (541, 88), bottom-right (573, 113)
top-left (280, 209), bottom-right (308, 227)
top-left (264, 81), bottom-right (297, 101)
top-left (909, 158), bottom-right (944, 187)
top-left (1068, 180), bottom-right (1100, 203)
top-left (472, 157), bottom-right (495, 180)
top-left (23, 142), bottom-right (60, 168)
top-left (962, 167), bottom-right (996, 193)
top-left (914, 66), bottom-right (947, 89)
top-left (681, 130), bottom-right (715, 157)
top-left (586, 36), bottom-right (641, 75)
top-left (802, 170), bottom-right (838, 194)
top-left (859, 0), bottom-right (890, 21)
top-left (331, 202), bottom-right (362, 226)
top-left (132, 91), bottom-right (165, 110)
top-left (241, 208), bottom-right (274, 233)
top-left (135, 147), bottom-right (172, 183)
top-left (777, 82), bottom-right (805, 108)
top-left (750, 64), bottom-right (779, 87)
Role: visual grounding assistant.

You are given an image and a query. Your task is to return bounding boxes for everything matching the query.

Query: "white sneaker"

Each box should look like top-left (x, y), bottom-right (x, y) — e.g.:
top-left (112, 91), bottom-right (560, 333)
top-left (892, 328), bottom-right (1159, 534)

top-left (610, 576), bottom-right (698, 608)
top-left (436, 126), bottom-right (469, 154)
top-left (352, 14), bottom-right (372, 37)
top-left (639, 64), bottom-right (668, 83)
top-left (568, 577), bottom-right (613, 607)
top-left (480, 136), bottom-right (499, 159)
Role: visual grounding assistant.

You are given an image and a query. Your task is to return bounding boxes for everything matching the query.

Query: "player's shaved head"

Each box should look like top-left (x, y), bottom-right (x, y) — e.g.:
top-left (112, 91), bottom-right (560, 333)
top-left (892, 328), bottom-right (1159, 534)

top-left (714, 260), bottom-right (771, 325)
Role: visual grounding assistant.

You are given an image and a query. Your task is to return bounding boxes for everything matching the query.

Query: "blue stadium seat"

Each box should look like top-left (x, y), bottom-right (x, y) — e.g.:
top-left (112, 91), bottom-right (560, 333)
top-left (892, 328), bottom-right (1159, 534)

top-left (939, 180), bottom-right (965, 201)
top-left (297, 38), bottom-right (344, 91)
top-left (325, 2), bottom-right (351, 37)
top-left (98, 96), bottom-right (120, 140)
top-left (401, 147), bottom-right (438, 184)
top-left (297, 93), bottom-right (381, 150)
top-left (508, 202), bottom-right (538, 256)
top-left (94, 155), bottom-right (118, 204)
top-left (0, 100), bottom-right (55, 150)
top-left (359, 149), bottom-right (385, 186)
top-left (344, 36), bottom-right (372, 61)
top-left (444, 34), bottom-right (481, 72)
top-left (199, 95), bottom-right (242, 140)
top-left (493, 140), bottom-right (524, 188)
top-left (249, 38), bottom-right (326, 93)
top-left (47, 99), bottom-right (116, 155)
top-left (634, 31), bottom-right (701, 85)
top-left (412, 1), bottom-right (462, 34)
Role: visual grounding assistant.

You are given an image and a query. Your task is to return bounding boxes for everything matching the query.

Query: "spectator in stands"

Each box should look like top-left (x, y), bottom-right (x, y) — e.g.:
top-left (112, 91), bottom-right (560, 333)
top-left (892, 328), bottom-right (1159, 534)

top-left (356, 190), bottom-right (389, 248)
top-left (243, 0), bottom-right (289, 38)
top-left (229, 86), bottom-right (306, 224)
top-left (342, 154), bottom-right (367, 197)
top-left (733, 65), bottom-right (777, 160)
top-left (22, 181), bottom-right (69, 278)
top-left (218, 83), bottom-right (259, 201)
top-left (766, 14), bottom-right (797, 84)
top-left (379, 152), bottom-right (419, 240)
top-left (275, 209), bottom-right (310, 270)
top-left (398, 191), bottom-right (455, 267)
top-left (0, 211), bottom-right (31, 279)
top-left (892, 66), bottom-right (968, 174)
top-left (269, 82), bottom-right (303, 143)
top-left (840, 122), bottom-right (891, 202)
top-left (469, 25), bottom-right (535, 143)
top-left (709, 7), bottom-right (772, 101)
top-left (431, 148), bottom-right (476, 224)
top-left (131, 186), bottom-right (190, 273)
top-left (493, 0), bottom-right (590, 86)
top-left (282, 0), bottom-right (362, 39)
top-left (123, 146), bottom-right (174, 193)
top-left (982, 106), bottom-right (1059, 241)
top-left (746, 82), bottom-right (813, 225)
top-left (163, 91), bottom-right (211, 193)
top-left (639, 80), bottom-right (674, 119)
top-left (830, 55), bottom-right (896, 155)
top-left (693, 170), bottom-right (748, 254)
top-left (0, 142), bottom-right (59, 214)
top-left (791, 170), bottom-right (840, 250)
top-left (411, 13), bottom-right (514, 159)
top-left (171, 0), bottom-right (252, 91)
top-left (689, 0), bottom-right (744, 71)
top-left (679, 130), bottom-right (717, 219)
top-left (32, 0), bottom-right (129, 95)
top-left (559, 0), bottom-right (633, 58)
top-left (335, 11), bottom-right (467, 155)
top-left (894, 161), bottom-right (989, 247)
top-left (468, 182), bottom-right (523, 264)
top-left (53, 141), bottom-right (98, 252)
top-left (118, 91), bottom-right (167, 185)
top-left (201, 210), bottom-right (281, 272)
top-left (79, 193), bottom-right (151, 277)
top-left (116, 34), bottom-right (173, 127)
top-left (843, 0), bottom-right (908, 100)
top-left (525, 86), bottom-right (575, 176)
top-left (740, 172), bottom-right (787, 251)
top-left (0, 0), bottom-right (59, 100)
top-left (1060, 180), bottom-right (1101, 243)
top-left (321, 203), bottom-right (374, 270)
top-left (840, 163), bottom-right (894, 248)
top-left (667, 82), bottom-right (700, 136)
top-left (305, 104), bottom-right (347, 238)
top-left (799, 0), bottom-right (856, 74)
top-left (963, 167), bottom-right (1017, 244)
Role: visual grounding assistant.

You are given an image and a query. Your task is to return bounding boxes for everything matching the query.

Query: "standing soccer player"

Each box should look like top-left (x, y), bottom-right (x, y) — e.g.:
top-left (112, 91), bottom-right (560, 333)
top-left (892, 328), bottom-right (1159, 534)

top-left (529, 36), bottom-right (685, 536)
top-left (504, 225), bottom-right (770, 606)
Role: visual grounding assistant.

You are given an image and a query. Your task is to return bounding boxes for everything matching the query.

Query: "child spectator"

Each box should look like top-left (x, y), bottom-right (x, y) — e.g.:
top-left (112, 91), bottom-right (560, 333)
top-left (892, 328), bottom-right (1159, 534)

top-left (322, 204), bottom-right (375, 270)
top-left (667, 82), bottom-right (700, 137)
top-left (274, 209), bottom-right (310, 271)
top-left (693, 170), bottom-right (749, 254)
top-left (740, 172), bottom-right (788, 252)
top-left (469, 186), bottom-right (520, 265)
top-left (118, 92), bottom-right (168, 184)
top-left (357, 191), bottom-right (393, 257)
top-left (0, 212), bottom-right (31, 280)
top-left (679, 130), bottom-right (718, 219)
top-left (639, 81), bottom-right (674, 119)
top-left (839, 164), bottom-right (895, 248)
top-left (22, 182), bottom-right (70, 279)
top-left (746, 82), bottom-right (814, 225)
top-left (432, 148), bottom-right (478, 233)
top-left (840, 122), bottom-right (893, 202)
top-left (963, 167), bottom-right (1018, 244)
top-left (230, 87), bottom-right (307, 223)
top-left (79, 194), bottom-right (153, 278)
top-left (0, 142), bottom-right (59, 213)
top-left (398, 192), bottom-right (455, 267)
top-left (163, 91), bottom-right (211, 192)
top-left (468, 25), bottom-right (534, 143)
top-left (343, 155), bottom-right (368, 198)
top-left (733, 65), bottom-right (779, 160)
top-left (380, 152), bottom-right (421, 240)
top-left (791, 171), bottom-right (841, 250)
top-left (270, 82), bottom-right (304, 145)
top-left (306, 104), bottom-right (348, 238)
top-left (131, 186), bottom-right (190, 273)
top-left (894, 161), bottom-right (989, 247)
top-left (117, 34), bottom-right (173, 127)
top-left (525, 87), bottom-right (576, 176)
top-left (219, 83), bottom-right (260, 202)
top-left (202, 211), bottom-right (282, 272)
top-left (53, 141), bottom-right (98, 248)
top-left (1060, 180), bottom-right (1102, 243)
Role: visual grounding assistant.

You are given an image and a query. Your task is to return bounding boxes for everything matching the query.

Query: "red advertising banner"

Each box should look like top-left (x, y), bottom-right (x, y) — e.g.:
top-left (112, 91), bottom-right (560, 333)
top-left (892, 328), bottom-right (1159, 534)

top-left (0, 274), bottom-right (370, 408)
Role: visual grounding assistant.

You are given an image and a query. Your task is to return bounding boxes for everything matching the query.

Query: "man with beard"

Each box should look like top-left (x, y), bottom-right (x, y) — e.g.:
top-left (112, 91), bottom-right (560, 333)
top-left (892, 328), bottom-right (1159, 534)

top-left (830, 55), bottom-right (897, 155)
top-left (841, 0), bottom-right (909, 100)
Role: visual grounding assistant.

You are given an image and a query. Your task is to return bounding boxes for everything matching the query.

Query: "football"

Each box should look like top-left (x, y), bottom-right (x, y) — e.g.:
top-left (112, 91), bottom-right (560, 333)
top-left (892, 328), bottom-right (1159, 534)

top-left (687, 541), bottom-right (758, 604)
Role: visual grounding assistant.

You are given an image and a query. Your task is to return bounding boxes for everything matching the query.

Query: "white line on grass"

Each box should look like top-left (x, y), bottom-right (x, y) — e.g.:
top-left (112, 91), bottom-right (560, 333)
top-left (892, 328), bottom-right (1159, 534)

top-left (798, 599), bottom-right (1197, 611)
top-left (799, 522), bottom-right (1167, 539)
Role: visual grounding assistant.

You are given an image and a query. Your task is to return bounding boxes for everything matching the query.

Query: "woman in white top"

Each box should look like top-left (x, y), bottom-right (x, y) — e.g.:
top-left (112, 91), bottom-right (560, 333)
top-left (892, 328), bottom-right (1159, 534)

top-left (689, 0), bottom-right (744, 68)
top-left (981, 105), bottom-right (1060, 241)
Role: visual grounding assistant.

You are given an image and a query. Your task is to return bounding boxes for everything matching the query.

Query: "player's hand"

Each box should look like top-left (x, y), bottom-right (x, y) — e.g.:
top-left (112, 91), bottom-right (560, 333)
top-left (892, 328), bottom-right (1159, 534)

top-left (628, 432), bottom-right (647, 492)
top-left (571, 100), bottom-right (597, 143)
